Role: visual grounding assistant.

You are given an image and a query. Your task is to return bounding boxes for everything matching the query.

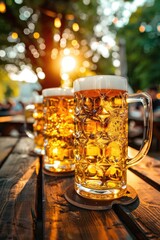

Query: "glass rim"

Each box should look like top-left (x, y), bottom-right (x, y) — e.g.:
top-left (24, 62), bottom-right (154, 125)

top-left (73, 75), bottom-right (128, 92)
top-left (42, 87), bottom-right (74, 97)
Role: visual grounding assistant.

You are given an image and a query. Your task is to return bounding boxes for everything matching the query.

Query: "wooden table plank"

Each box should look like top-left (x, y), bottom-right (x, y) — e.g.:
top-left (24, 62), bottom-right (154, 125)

top-left (1, 137), bottom-right (159, 239)
top-left (0, 137), bottom-right (18, 166)
top-left (114, 170), bottom-right (160, 240)
top-left (0, 115), bottom-right (30, 136)
top-left (0, 137), bottom-right (39, 240)
top-left (43, 148), bottom-right (160, 240)
top-left (0, 115), bottom-right (25, 123)
top-left (128, 147), bottom-right (160, 186)
top-left (43, 174), bottom-right (134, 240)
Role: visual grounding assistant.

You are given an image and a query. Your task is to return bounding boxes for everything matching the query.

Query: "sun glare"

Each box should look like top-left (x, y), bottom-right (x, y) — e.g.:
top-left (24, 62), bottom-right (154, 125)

top-left (61, 56), bottom-right (76, 72)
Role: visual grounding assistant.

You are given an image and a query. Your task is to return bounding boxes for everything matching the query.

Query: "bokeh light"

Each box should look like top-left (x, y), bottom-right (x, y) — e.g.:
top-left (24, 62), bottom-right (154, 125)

top-left (61, 56), bottom-right (76, 72)
top-left (0, 2), bottom-right (6, 13)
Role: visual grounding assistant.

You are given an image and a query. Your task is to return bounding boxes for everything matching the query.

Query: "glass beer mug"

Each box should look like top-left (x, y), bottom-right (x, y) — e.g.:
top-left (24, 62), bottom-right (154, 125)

top-left (73, 75), bottom-right (152, 200)
top-left (42, 88), bottom-right (75, 173)
top-left (25, 95), bottom-right (44, 155)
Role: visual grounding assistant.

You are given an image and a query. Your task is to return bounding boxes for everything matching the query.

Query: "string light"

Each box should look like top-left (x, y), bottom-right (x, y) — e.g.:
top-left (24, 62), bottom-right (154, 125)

top-left (72, 23), bottom-right (79, 32)
top-left (0, 2), bottom-right (6, 13)
top-left (54, 17), bottom-right (61, 28)
top-left (33, 32), bottom-right (40, 39)
top-left (139, 25), bottom-right (145, 33)
top-left (156, 93), bottom-right (160, 99)
top-left (11, 32), bottom-right (18, 39)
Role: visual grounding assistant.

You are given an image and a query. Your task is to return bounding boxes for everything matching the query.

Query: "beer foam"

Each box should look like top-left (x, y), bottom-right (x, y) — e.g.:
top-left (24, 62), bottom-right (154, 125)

top-left (73, 75), bottom-right (128, 92)
top-left (42, 87), bottom-right (74, 97)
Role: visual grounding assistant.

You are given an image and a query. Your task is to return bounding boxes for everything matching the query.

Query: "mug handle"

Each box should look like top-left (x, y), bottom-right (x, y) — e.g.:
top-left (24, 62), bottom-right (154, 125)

top-left (24, 104), bottom-right (35, 139)
top-left (127, 92), bottom-right (153, 167)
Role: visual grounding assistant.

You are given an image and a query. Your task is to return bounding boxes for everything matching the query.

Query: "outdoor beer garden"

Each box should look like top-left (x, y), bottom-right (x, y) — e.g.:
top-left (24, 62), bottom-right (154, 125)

top-left (0, 1), bottom-right (160, 240)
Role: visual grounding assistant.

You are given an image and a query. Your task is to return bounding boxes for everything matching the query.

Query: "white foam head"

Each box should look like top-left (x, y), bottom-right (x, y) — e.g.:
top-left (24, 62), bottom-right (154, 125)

top-left (42, 87), bottom-right (74, 97)
top-left (73, 75), bottom-right (128, 92)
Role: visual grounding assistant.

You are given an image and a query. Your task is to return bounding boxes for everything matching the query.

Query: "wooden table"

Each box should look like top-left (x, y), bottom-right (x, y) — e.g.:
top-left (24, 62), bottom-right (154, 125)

top-left (0, 115), bottom-right (33, 136)
top-left (0, 137), bottom-right (160, 240)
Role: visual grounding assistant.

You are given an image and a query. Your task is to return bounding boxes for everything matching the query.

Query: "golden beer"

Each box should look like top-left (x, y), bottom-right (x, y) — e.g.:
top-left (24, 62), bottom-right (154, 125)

top-left (25, 95), bottom-right (44, 155)
top-left (42, 88), bottom-right (74, 173)
top-left (73, 75), bottom-right (153, 200)
top-left (32, 101), bottom-right (44, 154)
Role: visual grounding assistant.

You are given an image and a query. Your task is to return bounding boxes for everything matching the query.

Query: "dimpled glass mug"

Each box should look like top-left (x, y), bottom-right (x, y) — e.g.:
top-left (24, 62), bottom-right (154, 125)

top-left (25, 95), bottom-right (44, 155)
top-left (73, 75), bottom-right (152, 200)
top-left (42, 88), bottom-right (75, 173)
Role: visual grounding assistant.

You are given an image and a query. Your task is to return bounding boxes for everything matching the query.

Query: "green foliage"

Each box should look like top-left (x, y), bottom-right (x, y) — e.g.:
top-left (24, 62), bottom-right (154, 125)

top-left (117, 0), bottom-right (160, 91)
top-left (0, 67), bottom-right (19, 102)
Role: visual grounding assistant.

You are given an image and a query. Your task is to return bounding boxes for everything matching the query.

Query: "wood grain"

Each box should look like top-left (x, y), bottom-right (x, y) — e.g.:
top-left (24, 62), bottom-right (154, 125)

top-left (0, 137), bottom-right (39, 240)
top-left (128, 147), bottom-right (160, 187)
top-left (43, 149), bottom-right (160, 240)
top-left (0, 137), bottom-right (18, 166)
top-left (1, 137), bottom-right (160, 240)
top-left (43, 175), bottom-right (133, 240)
top-left (114, 170), bottom-right (160, 240)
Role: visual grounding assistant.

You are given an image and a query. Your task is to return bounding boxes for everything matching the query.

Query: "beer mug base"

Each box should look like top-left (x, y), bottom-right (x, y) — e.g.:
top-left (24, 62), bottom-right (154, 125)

top-left (44, 160), bottom-right (75, 173)
top-left (75, 183), bottom-right (127, 200)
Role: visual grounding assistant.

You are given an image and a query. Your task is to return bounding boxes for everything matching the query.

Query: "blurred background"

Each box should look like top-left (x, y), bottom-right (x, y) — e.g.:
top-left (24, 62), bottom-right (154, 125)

top-left (0, 0), bottom-right (160, 106)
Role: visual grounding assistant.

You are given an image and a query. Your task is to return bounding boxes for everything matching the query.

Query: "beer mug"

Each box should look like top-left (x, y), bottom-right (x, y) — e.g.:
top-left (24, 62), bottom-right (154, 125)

top-left (42, 88), bottom-right (74, 173)
top-left (25, 95), bottom-right (44, 155)
top-left (73, 75), bottom-right (152, 200)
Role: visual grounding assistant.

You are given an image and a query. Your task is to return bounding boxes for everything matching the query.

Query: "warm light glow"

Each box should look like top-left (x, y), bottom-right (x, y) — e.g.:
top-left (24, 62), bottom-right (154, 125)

top-left (61, 73), bottom-right (69, 81)
top-left (9, 66), bottom-right (38, 83)
top-left (51, 48), bottom-right (58, 59)
top-left (39, 43), bottom-right (46, 50)
top-left (83, 60), bottom-right (90, 68)
top-left (60, 38), bottom-right (66, 48)
top-left (0, 2), bottom-right (6, 13)
top-left (37, 71), bottom-right (45, 80)
top-left (71, 39), bottom-right (79, 47)
top-left (54, 33), bottom-right (60, 42)
top-left (112, 17), bottom-right (119, 24)
top-left (54, 18), bottom-right (61, 28)
top-left (63, 48), bottom-right (70, 55)
top-left (139, 25), bottom-right (145, 32)
top-left (157, 25), bottom-right (160, 32)
top-left (72, 23), bottom-right (79, 32)
top-left (61, 56), bottom-right (76, 72)
top-left (11, 32), bottom-right (18, 39)
top-left (156, 93), bottom-right (160, 99)
top-left (80, 67), bottom-right (86, 73)
top-left (33, 32), bottom-right (40, 39)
